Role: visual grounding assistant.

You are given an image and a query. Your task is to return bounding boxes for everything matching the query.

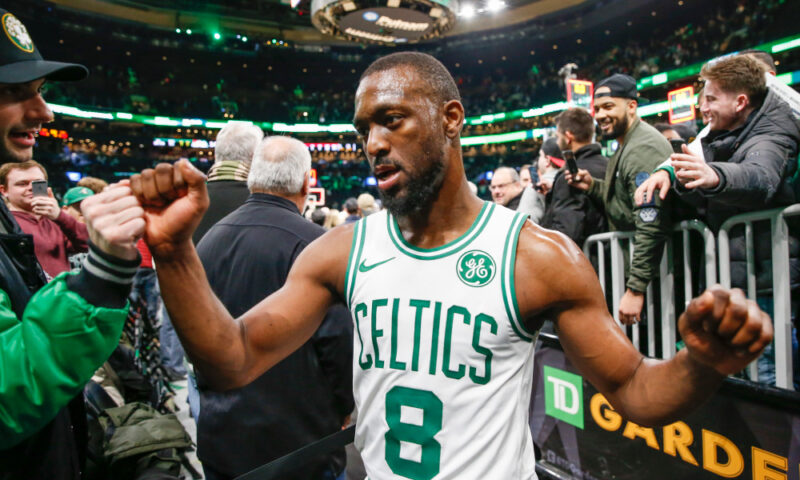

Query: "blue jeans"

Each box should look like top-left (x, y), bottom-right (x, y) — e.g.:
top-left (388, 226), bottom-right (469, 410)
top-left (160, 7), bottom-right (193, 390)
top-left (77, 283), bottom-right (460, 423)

top-left (187, 370), bottom-right (200, 421)
top-left (159, 304), bottom-right (187, 375)
top-left (755, 296), bottom-right (800, 388)
top-left (130, 267), bottom-right (160, 321)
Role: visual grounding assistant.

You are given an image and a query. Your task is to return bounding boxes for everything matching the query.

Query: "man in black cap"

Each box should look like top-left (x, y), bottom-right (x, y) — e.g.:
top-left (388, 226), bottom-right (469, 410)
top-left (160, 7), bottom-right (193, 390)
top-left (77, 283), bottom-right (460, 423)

top-left (0, 9), bottom-right (148, 480)
top-left (567, 73), bottom-right (673, 325)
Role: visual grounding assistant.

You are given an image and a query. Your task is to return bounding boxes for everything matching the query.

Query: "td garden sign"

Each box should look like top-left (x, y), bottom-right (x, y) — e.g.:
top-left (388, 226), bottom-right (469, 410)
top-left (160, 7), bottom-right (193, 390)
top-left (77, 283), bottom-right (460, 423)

top-left (532, 339), bottom-right (800, 480)
top-left (311, 0), bottom-right (457, 45)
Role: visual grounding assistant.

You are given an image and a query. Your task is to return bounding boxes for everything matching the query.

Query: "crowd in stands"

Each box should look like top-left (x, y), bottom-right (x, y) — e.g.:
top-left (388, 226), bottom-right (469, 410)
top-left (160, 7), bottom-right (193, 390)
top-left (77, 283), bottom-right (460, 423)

top-left (7, 0), bottom-right (797, 125)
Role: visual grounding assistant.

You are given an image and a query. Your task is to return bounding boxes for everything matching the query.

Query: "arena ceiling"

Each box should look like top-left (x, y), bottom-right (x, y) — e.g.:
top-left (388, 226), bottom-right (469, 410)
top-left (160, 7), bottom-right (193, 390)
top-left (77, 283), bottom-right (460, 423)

top-left (45, 0), bottom-right (613, 45)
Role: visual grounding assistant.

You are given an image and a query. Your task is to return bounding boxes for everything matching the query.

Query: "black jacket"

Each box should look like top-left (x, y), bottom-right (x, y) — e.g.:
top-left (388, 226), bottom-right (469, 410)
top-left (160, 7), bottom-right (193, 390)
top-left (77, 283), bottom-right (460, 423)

top-left (196, 193), bottom-right (354, 479)
top-left (677, 88), bottom-right (800, 291)
top-left (541, 144), bottom-right (608, 247)
top-left (192, 180), bottom-right (250, 244)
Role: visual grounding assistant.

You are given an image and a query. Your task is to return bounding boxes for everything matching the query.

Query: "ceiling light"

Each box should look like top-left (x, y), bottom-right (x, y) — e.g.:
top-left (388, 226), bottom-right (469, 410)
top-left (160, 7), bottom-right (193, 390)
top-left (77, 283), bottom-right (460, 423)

top-left (387, 0), bottom-right (401, 7)
top-left (460, 5), bottom-right (475, 18)
top-left (486, 0), bottom-right (505, 12)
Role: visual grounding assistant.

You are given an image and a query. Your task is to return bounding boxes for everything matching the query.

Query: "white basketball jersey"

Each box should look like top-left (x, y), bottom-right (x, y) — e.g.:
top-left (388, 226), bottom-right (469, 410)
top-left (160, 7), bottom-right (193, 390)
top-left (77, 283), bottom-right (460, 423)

top-left (345, 202), bottom-right (539, 480)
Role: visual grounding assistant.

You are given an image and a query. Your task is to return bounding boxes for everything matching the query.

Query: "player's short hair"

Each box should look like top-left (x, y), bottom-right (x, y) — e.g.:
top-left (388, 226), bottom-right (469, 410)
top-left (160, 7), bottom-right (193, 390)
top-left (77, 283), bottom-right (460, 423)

top-left (360, 52), bottom-right (461, 105)
top-left (247, 136), bottom-right (310, 195)
top-left (555, 108), bottom-right (595, 144)
top-left (740, 49), bottom-right (775, 72)
top-left (701, 55), bottom-right (767, 107)
top-left (215, 122), bottom-right (264, 166)
top-left (0, 160), bottom-right (47, 187)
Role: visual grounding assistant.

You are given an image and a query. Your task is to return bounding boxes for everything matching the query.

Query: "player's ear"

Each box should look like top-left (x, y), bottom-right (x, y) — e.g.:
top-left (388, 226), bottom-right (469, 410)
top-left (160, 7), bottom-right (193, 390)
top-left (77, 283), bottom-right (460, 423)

top-left (443, 100), bottom-right (464, 139)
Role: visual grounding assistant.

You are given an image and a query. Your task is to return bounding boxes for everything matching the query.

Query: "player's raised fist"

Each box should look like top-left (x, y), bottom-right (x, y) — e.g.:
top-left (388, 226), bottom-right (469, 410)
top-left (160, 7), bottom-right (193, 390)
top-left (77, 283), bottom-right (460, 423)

top-left (679, 285), bottom-right (773, 377)
top-left (130, 159), bottom-right (210, 260)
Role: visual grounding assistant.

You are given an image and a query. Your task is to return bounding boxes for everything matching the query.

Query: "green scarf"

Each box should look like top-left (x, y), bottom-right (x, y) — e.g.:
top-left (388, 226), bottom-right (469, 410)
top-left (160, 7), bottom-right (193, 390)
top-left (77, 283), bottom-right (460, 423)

top-left (207, 160), bottom-right (250, 182)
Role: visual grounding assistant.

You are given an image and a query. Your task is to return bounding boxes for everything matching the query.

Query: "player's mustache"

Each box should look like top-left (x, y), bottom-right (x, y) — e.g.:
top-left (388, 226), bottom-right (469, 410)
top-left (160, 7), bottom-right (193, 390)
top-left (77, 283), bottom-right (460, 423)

top-left (373, 158), bottom-right (404, 171)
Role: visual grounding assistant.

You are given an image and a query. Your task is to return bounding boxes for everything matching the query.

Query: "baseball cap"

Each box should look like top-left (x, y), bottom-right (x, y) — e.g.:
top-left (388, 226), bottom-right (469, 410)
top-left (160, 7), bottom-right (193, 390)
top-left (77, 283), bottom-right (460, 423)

top-left (595, 74), bottom-right (640, 101)
top-left (541, 137), bottom-right (564, 168)
top-left (62, 186), bottom-right (93, 207)
top-left (0, 10), bottom-right (88, 84)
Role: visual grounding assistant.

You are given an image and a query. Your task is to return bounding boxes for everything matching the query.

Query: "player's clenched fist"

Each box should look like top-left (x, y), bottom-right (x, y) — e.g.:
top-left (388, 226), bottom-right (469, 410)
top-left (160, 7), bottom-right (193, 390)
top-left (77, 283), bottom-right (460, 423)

top-left (679, 285), bottom-right (773, 376)
top-left (81, 181), bottom-right (146, 261)
top-left (129, 159), bottom-right (209, 260)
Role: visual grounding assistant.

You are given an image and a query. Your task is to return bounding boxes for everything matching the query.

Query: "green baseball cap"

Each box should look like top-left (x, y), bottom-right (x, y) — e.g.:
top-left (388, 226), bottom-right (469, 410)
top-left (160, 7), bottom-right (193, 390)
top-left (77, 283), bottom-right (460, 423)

top-left (0, 9), bottom-right (88, 84)
top-left (62, 186), bottom-right (93, 207)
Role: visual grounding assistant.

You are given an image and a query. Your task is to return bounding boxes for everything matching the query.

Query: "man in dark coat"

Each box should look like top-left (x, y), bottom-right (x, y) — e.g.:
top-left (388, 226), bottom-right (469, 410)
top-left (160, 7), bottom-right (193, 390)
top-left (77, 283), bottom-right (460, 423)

top-left (196, 135), bottom-right (353, 480)
top-left (541, 108), bottom-right (608, 247)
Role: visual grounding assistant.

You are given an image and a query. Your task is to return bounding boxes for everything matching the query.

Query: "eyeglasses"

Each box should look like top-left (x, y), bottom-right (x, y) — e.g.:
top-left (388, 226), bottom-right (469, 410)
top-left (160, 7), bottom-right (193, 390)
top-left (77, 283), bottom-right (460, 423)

top-left (489, 182), bottom-right (514, 191)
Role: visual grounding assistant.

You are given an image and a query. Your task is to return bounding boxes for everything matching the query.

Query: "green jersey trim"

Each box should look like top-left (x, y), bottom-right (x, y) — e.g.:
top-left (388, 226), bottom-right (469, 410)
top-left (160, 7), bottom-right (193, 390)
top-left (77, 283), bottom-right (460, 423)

top-left (386, 202), bottom-right (494, 260)
top-left (501, 212), bottom-right (536, 342)
top-left (345, 220), bottom-right (367, 309)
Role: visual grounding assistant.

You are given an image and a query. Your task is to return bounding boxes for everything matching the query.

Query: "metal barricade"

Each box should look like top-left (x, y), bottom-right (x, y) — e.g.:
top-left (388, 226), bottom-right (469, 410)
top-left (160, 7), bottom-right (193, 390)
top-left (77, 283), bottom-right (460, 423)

top-left (717, 204), bottom-right (800, 390)
top-left (583, 220), bottom-right (716, 360)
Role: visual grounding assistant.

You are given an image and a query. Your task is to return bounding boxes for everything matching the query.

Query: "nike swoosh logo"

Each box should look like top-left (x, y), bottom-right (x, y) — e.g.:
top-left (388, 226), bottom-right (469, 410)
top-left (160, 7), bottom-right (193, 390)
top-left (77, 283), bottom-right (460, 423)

top-left (358, 257), bottom-right (395, 273)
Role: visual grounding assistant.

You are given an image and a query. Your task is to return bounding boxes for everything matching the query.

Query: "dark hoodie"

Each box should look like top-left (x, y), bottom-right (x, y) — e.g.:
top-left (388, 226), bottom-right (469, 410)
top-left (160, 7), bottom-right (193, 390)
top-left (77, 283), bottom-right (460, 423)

top-left (677, 88), bottom-right (800, 292)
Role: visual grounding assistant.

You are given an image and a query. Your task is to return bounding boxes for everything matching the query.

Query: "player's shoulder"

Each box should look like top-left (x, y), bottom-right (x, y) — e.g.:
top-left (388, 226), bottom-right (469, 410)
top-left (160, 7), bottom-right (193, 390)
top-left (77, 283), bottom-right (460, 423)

top-left (516, 219), bottom-right (585, 270)
top-left (514, 219), bottom-right (601, 316)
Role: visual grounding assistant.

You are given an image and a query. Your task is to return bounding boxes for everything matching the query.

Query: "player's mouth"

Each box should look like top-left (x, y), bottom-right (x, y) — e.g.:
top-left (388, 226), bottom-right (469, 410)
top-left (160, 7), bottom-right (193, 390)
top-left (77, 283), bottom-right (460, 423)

top-left (374, 164), bottom-right (402, 191)
top-left (9, 130), bottom-right (37, 148)
top-left (597, 119), bottom-right (613, 131)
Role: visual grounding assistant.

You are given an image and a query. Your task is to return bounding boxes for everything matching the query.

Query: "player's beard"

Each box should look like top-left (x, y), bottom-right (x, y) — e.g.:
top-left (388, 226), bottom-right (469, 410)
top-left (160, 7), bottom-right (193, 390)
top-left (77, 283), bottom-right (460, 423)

top-left (378, 142), bottom-right (447, 219)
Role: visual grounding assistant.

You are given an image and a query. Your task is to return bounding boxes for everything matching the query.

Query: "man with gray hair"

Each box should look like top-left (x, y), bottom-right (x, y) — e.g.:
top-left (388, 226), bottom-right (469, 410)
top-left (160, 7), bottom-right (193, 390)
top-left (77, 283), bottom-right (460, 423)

top-left (162, 122), bottom-right (265, 386)
top-left (192, 122), bottom-right (264, 244)
top-left (194, 135), bottom-right (354, 480)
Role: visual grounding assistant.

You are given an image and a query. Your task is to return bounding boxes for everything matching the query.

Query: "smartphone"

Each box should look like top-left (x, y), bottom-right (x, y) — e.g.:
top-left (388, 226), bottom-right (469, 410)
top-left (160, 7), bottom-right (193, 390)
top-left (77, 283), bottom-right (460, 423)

top-left (670, 139), bottom-right (687, 154)
top-left (528, 166), bottom-right (540, 188)
top-left (31, 180), bottom-right (48, 197)
top-left (563, 150), bottom-right (578, 176)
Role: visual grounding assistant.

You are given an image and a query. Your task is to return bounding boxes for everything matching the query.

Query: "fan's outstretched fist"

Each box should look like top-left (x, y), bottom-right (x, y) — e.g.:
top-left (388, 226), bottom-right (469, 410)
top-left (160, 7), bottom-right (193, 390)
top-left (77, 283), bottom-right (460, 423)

top-left (679, 285), bottom-right (773, 377)
top-left (130, 159), bottom-right (209, 260)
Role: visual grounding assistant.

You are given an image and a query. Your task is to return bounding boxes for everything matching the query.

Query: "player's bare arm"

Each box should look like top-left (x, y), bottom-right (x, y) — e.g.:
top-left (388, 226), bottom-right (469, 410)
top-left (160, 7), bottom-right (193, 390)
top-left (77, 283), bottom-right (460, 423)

top-left (514, 221), bottom-right (773, 426)
top-left (130, 159), bottom-right (353, 390)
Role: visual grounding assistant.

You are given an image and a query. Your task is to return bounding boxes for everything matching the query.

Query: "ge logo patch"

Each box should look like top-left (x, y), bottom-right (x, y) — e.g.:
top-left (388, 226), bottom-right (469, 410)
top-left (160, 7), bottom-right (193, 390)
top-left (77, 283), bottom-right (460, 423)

top-left (456, 250), bottom-right (496, 287)
top-left (362, 11), bottom-right (379, 21)
top-left (2, 14), bottom-right (34, 53)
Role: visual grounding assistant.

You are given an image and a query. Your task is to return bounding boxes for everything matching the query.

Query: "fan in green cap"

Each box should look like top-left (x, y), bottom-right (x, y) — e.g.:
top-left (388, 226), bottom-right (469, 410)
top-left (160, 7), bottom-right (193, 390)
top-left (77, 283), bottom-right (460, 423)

top-left (61, 186), bottom-right (93, 222)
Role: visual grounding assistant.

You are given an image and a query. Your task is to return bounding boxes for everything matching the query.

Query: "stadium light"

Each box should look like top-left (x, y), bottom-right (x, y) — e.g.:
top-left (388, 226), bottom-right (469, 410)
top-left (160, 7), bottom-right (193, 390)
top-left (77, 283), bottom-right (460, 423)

top-left (213, 32), bottom-right (222, 40)
top-left (175, 28), bottom-right (181, 33)
top-left (459, 5), bottom-right (476, 18)
top-left (186, 29), bottom-right (192, 34)
top-left (486, 0), bottom-right (505, 12)
top-left (242, 36), bottom-right (248, 42)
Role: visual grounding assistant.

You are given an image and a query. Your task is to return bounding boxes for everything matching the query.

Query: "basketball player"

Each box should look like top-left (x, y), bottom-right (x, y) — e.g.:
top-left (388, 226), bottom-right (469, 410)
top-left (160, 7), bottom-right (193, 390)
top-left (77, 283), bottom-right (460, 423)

top-left (131, 53), bottom-right (772, 480)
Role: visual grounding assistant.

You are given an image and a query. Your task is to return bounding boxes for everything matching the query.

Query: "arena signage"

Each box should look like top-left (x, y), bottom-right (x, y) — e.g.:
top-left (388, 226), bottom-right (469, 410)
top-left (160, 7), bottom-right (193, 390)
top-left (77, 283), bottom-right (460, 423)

top-left (338, 8), bottom-right (433, 42)
top-left (531, 342), bottom-right (800, 480)
top-left (311, 0), bottom-right (457, 45)
top-left (668, 86), bottom-right (696, 125)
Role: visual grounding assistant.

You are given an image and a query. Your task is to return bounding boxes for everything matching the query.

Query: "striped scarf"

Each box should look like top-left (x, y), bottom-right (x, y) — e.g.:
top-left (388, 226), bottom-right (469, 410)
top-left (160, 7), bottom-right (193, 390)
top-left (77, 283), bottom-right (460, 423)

top-left (207, 160), bottom-right (250, 182)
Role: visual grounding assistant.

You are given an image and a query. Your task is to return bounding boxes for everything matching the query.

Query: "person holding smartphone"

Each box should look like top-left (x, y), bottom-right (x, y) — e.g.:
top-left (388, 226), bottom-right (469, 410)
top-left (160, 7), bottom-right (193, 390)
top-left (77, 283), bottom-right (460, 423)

top-left (0, 160), bottom-right (88, 278)
top-left (541, 107), bottom-right (608, 247)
